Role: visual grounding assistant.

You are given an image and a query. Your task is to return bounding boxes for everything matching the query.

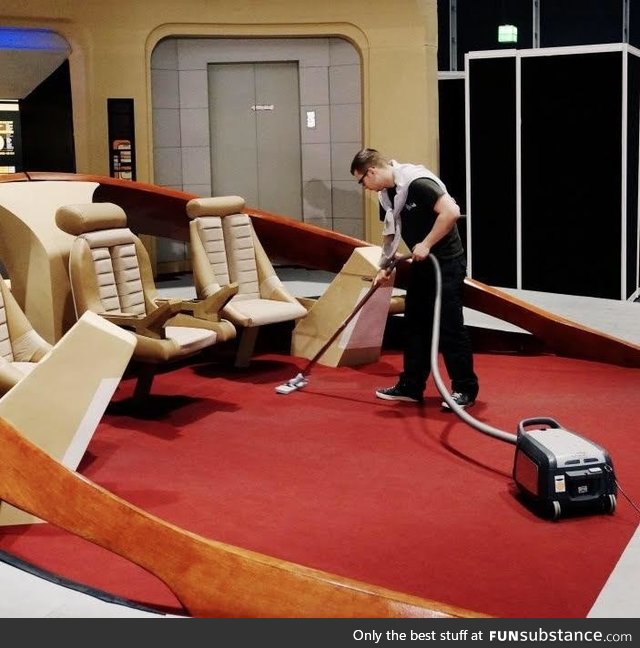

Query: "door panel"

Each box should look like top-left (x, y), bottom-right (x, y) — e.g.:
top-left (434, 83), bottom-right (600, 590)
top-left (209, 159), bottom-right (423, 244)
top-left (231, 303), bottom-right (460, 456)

top-left (208, 62), bottom-right (302, 219)
top-left (208, 64), bottom-right (259, 204)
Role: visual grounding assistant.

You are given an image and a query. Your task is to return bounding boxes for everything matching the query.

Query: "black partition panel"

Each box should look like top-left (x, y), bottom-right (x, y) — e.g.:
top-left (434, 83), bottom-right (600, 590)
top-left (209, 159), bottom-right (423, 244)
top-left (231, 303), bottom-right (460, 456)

top-left (438, 79), bottom-right (467, 200)
top-left (467, 46), bottom-right (639, 300)
top-left (520, 52), bottom-right (622, 298)
top-left (437, 0), bottom-right (451, 71)
top-left (627, 54), bottom-right (640, 299)
top-left (438, 76), bottom-right (467, 252)
top-left (468, 56), bottom-right (518, 287)
top-left (540, 0), bottom-right (624, 47)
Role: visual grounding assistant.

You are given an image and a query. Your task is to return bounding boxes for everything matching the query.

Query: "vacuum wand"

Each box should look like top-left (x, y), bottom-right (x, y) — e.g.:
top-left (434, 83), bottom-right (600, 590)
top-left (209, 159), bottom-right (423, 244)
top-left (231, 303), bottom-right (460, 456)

top-left (275, 254), bottom-right (411, 395)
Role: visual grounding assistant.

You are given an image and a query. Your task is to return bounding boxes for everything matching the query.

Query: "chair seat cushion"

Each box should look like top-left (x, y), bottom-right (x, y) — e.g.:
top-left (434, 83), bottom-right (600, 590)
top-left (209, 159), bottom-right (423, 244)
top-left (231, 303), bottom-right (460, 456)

top-left (165, 326), bottom-right (218, 355)
top-left (223, 298), bottom-right (307, 328)
top-left (128, 326), bottom-right (218, 363)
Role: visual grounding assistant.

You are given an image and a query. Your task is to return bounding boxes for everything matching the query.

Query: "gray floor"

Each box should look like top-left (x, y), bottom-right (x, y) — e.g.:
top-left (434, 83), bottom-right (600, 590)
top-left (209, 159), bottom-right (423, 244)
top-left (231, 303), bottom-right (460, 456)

top-left (488, 286), bottom-right (640, 347)
top-left (157, 267), bottom-right (640, 348)
top-left (0, 560), bottom-right (183, 618)
top-left (1, 267), bottom-right (638, 618)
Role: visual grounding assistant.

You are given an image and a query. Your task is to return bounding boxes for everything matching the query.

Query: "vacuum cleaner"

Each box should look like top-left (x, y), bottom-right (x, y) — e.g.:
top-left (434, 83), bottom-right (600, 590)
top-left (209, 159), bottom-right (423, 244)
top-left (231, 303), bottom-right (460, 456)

top-left (426, 254), bottom-right (618, 521)
top-left (275, 252), bottom-right (618, 520)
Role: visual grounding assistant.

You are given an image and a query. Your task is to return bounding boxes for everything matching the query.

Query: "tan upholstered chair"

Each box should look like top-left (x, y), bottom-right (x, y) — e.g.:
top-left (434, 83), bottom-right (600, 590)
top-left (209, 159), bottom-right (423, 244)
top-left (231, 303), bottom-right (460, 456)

top-left (55, 202), bottom-right (238, 398)
top-left (187, 196), bottom-right (308, 367)
top-left (0, 277), bottom-right (53, 396)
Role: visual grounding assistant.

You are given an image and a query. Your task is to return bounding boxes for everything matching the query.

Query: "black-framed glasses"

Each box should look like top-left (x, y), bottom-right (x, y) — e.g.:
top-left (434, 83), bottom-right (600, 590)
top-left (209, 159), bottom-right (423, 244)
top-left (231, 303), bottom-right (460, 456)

top-left (357, 168), bottom-right (371, 185)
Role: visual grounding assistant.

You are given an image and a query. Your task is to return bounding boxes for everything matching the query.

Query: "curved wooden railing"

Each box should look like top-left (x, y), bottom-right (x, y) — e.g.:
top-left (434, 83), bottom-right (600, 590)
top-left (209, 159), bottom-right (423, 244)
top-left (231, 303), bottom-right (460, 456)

top-left (0, 416), bottom-right (485, 618)
top-left (462, 279), bottom-right (640, 368)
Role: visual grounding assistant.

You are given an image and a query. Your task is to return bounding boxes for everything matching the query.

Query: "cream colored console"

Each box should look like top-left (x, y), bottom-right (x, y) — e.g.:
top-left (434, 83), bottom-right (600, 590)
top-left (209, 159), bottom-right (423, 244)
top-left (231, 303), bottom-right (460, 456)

top-left (0, 311), bottom-right (135, 526)
top-left (290, 246), bottom-right (394, 368)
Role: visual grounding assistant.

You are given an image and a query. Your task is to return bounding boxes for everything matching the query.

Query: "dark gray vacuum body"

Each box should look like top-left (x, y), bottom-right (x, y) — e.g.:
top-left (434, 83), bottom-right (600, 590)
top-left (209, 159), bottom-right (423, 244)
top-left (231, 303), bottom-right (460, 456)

top-left (513, 417), bottom-right (617, 520)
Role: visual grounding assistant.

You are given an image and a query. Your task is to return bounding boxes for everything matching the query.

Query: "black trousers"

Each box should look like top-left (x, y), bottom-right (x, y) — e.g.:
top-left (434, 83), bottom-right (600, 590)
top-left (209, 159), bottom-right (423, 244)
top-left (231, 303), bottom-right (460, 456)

top-left (398, 254), bottom-right (479, 398)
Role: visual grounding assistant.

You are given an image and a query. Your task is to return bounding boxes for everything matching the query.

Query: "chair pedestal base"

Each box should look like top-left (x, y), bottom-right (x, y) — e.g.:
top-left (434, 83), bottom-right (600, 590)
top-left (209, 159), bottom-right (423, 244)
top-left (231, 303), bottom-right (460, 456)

top-left (234, 327), bottom-right (259, 368)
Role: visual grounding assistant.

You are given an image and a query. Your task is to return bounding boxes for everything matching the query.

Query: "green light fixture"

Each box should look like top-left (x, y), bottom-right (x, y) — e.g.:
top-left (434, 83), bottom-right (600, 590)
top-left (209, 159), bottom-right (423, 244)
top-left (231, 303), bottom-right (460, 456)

top-left (498, 24), bottom-right (518, 43)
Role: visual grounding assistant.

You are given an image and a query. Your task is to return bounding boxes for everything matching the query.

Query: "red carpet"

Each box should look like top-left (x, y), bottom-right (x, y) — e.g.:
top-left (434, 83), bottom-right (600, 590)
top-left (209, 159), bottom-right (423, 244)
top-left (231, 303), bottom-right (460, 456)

top-left (0, 349), bottom-right (639, 617)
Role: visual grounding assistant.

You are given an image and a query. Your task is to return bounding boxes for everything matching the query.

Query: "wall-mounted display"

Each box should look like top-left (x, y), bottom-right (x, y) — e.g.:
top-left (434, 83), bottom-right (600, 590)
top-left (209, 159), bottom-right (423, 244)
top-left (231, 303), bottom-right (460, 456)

top-left (107, 98), bottom-right (135, 180)
top-left (0, 103), bottom-right (22, 173)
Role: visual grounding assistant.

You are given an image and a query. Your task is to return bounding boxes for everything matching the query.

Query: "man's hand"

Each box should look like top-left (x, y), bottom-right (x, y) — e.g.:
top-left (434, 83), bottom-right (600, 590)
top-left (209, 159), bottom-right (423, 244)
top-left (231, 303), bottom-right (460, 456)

top-left (411, 241), bottom-right (431, 262)
top-left (374, 268), bottom-right (393, 287)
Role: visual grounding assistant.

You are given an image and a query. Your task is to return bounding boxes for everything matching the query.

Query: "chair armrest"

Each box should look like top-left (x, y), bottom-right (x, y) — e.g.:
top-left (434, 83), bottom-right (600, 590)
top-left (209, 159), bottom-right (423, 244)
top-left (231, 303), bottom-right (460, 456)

top-left (174, 283), bottom-right (239, 322)
top-left (101, 301), bottom-right (182, 339)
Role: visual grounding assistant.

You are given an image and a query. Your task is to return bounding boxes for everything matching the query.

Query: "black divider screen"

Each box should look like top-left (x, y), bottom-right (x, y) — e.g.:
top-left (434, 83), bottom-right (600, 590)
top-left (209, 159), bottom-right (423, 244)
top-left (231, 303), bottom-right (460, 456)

top-left (437, 0), bottom-right (451, 71)
top-left (627, 53), bottom-right (640, 299)
top-left (521, 52), bottom-right (622, 299)
top-left (631, 0), bottom-right (640, 50)
top-left (438, 79), bottom-right (467, 203)
top-left (540, 0), bottom-right (623, 47)
top-left (438, 77), bottom-right (467, 251)
top-left (468, 56), bottom-right (517, 286)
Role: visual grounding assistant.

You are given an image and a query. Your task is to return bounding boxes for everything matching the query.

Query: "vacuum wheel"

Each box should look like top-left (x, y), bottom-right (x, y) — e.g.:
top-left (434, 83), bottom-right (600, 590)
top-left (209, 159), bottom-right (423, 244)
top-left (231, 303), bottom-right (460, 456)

top-left (550, 500), bottom-right (561, 520)
top-left (603, 494), bottom-right (617, 514)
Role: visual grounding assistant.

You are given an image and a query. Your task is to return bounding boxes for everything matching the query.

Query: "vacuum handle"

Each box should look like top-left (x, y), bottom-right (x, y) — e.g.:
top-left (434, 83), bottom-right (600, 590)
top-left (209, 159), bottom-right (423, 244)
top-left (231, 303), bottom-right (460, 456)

top-left (381, 253), bottom-right (412, 271)
top-left (517, 417), bottom-right (562, 437)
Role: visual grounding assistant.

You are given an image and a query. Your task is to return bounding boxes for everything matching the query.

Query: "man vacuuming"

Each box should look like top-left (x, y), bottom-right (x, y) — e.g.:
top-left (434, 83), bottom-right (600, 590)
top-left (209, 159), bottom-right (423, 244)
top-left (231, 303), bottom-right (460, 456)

top-left (350, 148), bottom-right (479, 409)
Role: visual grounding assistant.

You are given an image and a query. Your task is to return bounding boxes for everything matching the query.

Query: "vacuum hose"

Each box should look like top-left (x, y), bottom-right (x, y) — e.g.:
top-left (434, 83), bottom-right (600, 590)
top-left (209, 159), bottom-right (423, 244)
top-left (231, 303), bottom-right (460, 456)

top-left (428, 254), bottom-right (517, 445)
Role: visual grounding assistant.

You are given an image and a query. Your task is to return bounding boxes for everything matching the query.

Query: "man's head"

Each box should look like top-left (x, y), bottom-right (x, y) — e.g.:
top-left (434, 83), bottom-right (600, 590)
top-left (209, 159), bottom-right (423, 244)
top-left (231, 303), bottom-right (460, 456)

top-left (350, 148), bottom-right (394, 191)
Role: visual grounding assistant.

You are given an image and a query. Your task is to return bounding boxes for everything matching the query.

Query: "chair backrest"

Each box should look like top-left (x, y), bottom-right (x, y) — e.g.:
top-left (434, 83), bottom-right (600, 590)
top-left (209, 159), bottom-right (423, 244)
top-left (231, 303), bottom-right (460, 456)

top-left (191, 215), bottom-right (231, 291)
top-left (187, 196), bottom-right (261, 300)
top-left (0, 279), bottom-right (51, 364)
top-left (0, 285), bottom-right (14, 363)
top-left (0, 276), bottom-right (54, 395)
top-left (222, 213), bottom-right (261, 300)
top-left (55, 203), bottom-right (156, 317)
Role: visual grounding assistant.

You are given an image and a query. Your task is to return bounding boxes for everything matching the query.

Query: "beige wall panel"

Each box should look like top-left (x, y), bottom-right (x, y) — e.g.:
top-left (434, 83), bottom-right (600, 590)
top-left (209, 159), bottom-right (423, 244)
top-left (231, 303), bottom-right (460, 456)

top-left (2, 0), bottom-right (438, 245)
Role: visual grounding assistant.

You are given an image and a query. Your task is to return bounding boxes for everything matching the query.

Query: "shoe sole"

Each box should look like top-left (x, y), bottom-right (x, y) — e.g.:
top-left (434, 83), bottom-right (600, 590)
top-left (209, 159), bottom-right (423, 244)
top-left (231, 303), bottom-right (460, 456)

top-left (376, 392), bottom-right (422, 403)
top-left (441, 401), bottom-right (475, 411)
